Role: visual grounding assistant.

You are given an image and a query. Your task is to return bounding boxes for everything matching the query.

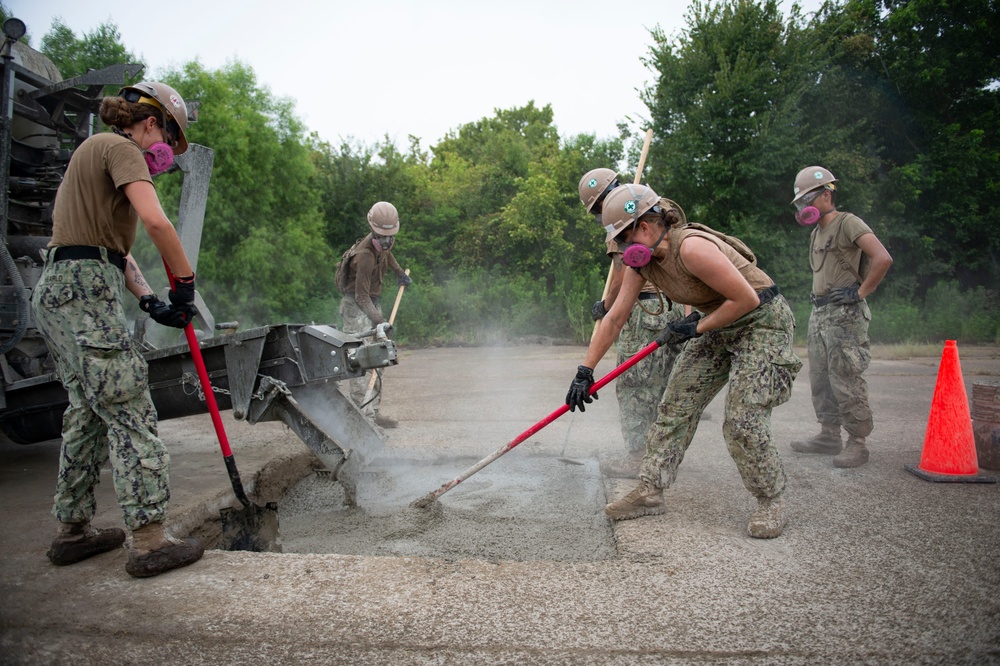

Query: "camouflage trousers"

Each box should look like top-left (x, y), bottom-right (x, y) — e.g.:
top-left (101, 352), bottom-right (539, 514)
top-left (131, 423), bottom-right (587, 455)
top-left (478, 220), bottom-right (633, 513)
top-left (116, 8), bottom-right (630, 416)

top-left (339, 295), bottom-right (382, 416)
top-left (806, 301), bottom-right (874, 438)
top-left (615, 297), bottom-right (686, 453)
top-left (640, 296), bottom-right (802, 499)
top-left (31, 252), bottom-right (169, 532)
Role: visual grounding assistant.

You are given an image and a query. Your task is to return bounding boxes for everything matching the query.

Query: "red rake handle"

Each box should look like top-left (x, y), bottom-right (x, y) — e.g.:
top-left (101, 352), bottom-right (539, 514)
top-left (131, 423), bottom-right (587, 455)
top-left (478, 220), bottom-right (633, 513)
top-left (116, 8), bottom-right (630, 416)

top-left (163, 262), bottom-right (251, 507)
top-left (412, 338), bottom-right (662, 507)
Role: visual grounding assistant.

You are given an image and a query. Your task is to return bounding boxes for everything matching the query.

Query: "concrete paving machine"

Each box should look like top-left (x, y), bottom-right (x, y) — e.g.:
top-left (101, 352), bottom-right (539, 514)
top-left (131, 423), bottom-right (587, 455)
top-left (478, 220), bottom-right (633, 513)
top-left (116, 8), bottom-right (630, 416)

top-left (0, 19), bottom-right (393, 489)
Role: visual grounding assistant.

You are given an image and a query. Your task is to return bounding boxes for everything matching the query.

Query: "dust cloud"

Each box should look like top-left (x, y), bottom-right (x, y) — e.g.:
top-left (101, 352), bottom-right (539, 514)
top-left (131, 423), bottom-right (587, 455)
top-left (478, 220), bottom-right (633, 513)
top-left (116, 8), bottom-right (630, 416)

top-left (277, 452), bottom-right (616, 562)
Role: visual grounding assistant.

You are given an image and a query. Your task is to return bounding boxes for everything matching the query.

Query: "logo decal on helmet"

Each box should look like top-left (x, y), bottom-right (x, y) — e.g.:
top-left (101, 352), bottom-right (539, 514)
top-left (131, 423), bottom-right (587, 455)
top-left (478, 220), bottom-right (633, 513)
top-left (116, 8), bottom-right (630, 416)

top-left (588, 178), bottom-right (597, 188)
top-left (624, 200), bottom-right (636, 214)
top-left (813, 171), bottom-right (824, 180)
top-left (169, 94), bottom-right (182, 109)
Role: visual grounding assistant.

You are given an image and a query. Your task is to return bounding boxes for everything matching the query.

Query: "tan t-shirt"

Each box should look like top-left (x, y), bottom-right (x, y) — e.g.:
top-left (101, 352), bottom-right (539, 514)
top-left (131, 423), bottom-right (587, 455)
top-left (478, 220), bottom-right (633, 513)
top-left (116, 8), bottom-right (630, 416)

top-left (640, 226), bottom-right (773, 314)
top-left (49, 132), bottom-right (153, 254)
top-left (809, 212), bottom-right (873, 295)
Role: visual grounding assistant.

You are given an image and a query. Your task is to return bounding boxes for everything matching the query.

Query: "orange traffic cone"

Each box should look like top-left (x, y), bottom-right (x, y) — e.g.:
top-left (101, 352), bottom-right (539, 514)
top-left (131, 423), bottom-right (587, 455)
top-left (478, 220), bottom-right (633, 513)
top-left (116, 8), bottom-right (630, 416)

top-left (906, 340), bottom-right (997, 483)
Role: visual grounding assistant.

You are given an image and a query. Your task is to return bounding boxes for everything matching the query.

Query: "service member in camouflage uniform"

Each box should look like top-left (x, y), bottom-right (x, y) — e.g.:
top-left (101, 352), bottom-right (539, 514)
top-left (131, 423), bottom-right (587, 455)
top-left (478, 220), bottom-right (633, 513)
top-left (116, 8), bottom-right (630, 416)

top-left (31, 82), bottom-right (205, 577)
top-left (567, 184), bottom-right (802, 538)
top-left (788, 167), bottom-right (893, 467)
top-left (579, 169), bottom-right (686, 478)
top-left (338, 202), bottom-right (412, 428)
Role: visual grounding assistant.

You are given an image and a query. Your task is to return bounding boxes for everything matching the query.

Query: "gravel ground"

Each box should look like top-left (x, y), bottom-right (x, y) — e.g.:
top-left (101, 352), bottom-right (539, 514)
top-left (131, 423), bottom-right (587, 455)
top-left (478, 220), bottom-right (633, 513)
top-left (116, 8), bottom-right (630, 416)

top-left (1, 343), bottom-right (999, 665)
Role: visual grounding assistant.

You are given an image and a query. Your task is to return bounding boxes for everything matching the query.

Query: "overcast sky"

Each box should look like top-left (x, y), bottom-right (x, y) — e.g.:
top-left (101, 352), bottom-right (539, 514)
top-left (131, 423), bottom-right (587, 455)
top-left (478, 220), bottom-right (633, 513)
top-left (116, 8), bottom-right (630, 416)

top-left (11, 0), bottom-right (824, 150)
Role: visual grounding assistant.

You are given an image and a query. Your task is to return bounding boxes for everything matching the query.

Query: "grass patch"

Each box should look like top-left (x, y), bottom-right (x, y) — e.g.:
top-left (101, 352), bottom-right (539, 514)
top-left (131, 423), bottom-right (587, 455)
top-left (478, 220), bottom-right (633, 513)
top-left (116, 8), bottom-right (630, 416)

top-left (871, 343), bottom-right (941, 360)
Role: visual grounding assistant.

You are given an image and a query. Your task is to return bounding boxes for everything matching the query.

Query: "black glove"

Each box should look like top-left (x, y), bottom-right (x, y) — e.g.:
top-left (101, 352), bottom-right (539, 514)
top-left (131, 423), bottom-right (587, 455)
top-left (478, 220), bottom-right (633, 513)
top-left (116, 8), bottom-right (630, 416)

top-left (140, 295), bottom-right (198, 329)
top-left (566, 365), bottom-right (598, 412)
top-left (655, 311), bottom-right (703, 347)
top-left (591, 299), bottom-right (608, 321)
top-left (829, 285), bottom-right (860, 305)
top-left (169, 274), bottom-right (196, 306)
top-left (397, 273), bottom-right (412, 287)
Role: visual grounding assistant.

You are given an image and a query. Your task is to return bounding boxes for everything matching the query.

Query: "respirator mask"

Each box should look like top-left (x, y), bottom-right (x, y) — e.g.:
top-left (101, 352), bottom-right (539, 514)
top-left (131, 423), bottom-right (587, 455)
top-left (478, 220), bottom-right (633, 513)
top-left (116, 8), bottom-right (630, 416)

top-left (373, 234), bottom-right (395, 252)
top-left (144, 142), bottom-right (174, 176)
top-left (144, 116), bottom-right (182, 176)
top-left (617, 207), bottom-right (668, 268)
top-left (794, 188), bottom-right (828, 226)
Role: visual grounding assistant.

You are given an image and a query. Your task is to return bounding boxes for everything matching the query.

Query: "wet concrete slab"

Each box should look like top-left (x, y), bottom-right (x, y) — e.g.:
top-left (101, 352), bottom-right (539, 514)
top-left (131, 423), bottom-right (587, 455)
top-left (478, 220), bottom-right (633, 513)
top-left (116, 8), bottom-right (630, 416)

top-left (279, 455), bottom-right (615, 562)
top-left (1, 344), bottom-right (999, 664)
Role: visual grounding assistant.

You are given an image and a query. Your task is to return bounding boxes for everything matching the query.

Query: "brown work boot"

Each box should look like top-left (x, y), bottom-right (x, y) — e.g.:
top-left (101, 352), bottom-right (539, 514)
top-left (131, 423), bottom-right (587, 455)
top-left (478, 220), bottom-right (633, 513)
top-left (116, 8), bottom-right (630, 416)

top-left (833, 437), bottom-right (870, 468)
top-left (604, 479), bottom-right (664, 521)
top-left (374, 414), bottom-right (398, 429)
top-left (790, 424), bottom-right (842, 454)
top-left (599, 450), bottom-right (644, 478)
top-left (126, 522), bottom-right (204, 578)
top-left (747, 496), bottom-right (787, 539)
top-left (47, 521), bottom-right (126, 566)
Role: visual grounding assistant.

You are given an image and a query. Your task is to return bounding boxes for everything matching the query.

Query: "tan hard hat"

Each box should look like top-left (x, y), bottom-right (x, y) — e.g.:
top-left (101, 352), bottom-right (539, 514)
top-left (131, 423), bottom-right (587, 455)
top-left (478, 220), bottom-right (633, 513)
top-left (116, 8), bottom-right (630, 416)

top-left (119, 81), bottom-right (189, 155)
top-left (792, 166), bottom-right (837, 204)
top-left (578, 168), bottom-right (620, 214)
top-left (367, 201), bottom-right (400, 235)
top-left (600, 183), bottom-right (661, 242)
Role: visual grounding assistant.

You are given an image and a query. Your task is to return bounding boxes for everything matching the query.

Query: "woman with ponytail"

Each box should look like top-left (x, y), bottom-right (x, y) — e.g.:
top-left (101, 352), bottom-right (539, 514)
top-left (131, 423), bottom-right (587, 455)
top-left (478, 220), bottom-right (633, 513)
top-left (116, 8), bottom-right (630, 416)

top-left (31, 81), bottom-right (204, 578)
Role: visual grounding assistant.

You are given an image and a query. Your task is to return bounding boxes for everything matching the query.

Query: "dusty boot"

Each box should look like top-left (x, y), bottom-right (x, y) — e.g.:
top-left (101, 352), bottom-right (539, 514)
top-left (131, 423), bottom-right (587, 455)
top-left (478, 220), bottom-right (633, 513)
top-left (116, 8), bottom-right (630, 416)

top-left (747, 496), bottom-right (787, 539)
top-left (833, 437), bottom-right (870, 468)
top-left (374, 413), bottom-right (398, 429)
top-left (604, 479), bottom-right (664, 521)
top-left (599, 450), bottom-right (644, 478)
top-left (126, 522), bottom-right (204, 578)
top-left (790, 424), bottom-right (842, 454)
top-left (47, 521), bottom-right (126, 566)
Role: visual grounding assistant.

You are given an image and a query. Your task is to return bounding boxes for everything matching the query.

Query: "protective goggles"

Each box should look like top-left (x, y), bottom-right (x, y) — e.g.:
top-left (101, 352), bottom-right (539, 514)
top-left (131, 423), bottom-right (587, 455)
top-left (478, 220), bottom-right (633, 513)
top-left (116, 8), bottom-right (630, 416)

top-left (794, 185), bottom-right (833, 211)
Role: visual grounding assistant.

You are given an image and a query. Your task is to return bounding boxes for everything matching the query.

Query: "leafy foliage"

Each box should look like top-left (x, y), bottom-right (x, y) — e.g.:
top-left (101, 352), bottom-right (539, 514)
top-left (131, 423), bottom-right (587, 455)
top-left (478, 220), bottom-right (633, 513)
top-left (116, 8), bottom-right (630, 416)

top-left (31, 1), bottom-right (1000, 344)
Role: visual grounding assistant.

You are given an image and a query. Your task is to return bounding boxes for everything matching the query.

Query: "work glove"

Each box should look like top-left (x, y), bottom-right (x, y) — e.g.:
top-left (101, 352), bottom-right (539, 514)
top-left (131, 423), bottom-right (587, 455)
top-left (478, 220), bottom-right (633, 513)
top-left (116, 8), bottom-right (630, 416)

top-left (591, 299), bottom-right (608, 321)
top-left (169, 274), bottom-right (196, 306)
top-left (140, 295), bottom-right (198, 329)
top-left (397, 273), bottom-right (412, 287)
top-left (376, 322), bottom-right (394, 339)
top-left (566, 365), bottom-right (598, 412)
top-left (828, 285), bottom-right (860, 305)
top-left (655, 311), bottom-right (702, 347)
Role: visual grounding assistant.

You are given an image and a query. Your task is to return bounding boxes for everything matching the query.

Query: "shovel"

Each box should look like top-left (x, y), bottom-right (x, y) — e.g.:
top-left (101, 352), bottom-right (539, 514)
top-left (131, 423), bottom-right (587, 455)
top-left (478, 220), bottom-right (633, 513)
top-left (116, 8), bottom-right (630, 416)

top-left (361, 269), bottom-right (409, 409)
top-left (164, 263), bottom-right (279, 551)
top-left (410, 335), bottom-right (666, 509)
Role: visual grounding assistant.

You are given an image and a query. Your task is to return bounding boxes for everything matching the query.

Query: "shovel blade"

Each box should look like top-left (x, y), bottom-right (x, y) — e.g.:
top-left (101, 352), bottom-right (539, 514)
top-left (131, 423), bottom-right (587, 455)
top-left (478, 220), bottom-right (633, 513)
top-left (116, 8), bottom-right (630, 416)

top-left (220, 502), bottom-right (281, 552)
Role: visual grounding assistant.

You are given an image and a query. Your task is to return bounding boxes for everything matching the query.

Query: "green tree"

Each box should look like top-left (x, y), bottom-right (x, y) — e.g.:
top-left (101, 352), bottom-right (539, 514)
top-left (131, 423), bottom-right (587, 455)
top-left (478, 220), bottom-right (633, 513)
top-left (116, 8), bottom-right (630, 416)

top-left (138, 60), bottom-right (331, 326)
top-left (39, 17), bottom-right (138, 90)
top-left (867, 0), bottom-right (1000, 294)
top-left (642, 0), bottom-right (819, 297)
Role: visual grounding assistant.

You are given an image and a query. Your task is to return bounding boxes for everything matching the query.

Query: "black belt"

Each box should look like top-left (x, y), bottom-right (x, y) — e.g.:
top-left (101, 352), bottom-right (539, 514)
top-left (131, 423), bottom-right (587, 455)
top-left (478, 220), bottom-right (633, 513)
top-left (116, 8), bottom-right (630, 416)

top-left (638, 292), bottom-right (663, 301)
top-left (52, 245), bottom-right (126, 272)
top-left (810, 292), bottom-right (832, 307)
top-left (757, 285), bottom-right (780, 307)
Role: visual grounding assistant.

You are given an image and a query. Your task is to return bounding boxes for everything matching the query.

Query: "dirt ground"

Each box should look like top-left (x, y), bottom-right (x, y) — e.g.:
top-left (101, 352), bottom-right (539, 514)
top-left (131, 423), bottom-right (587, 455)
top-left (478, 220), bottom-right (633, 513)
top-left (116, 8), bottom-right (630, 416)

top-left (1, 342), bottom-right (999, 665)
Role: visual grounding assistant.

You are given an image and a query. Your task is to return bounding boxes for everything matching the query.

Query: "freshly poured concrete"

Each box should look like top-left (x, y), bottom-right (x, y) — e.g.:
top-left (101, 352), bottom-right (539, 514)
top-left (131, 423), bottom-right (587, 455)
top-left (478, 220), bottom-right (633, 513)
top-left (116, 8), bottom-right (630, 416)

top-left (279, 455), bottom-right (615, 561)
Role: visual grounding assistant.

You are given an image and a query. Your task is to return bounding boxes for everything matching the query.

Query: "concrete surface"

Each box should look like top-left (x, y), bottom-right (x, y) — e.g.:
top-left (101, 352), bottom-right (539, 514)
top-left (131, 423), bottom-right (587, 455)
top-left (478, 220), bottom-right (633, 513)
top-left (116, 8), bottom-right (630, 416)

top-left (1, 343), bottom-right (999, 665)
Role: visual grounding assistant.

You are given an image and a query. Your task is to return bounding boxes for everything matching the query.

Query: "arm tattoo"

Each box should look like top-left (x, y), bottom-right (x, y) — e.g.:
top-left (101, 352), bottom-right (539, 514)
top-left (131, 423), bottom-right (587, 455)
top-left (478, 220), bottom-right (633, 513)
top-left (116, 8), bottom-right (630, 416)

top-left (128, 260), bottom-right (150, 290)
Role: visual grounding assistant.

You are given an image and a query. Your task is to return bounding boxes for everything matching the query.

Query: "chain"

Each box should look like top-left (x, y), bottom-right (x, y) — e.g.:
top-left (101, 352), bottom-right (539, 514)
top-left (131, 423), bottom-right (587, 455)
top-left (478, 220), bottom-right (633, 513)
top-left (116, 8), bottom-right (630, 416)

top-left (180, 372), bottom-right (269, 403)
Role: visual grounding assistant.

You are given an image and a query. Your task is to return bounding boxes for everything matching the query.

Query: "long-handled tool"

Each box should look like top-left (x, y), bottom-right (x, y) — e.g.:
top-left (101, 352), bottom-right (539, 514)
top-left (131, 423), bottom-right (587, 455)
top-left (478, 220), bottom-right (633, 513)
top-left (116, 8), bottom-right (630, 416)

top-left (361, 268), bottom-right (409, 408)
top-left (591, 128), bottom-right (654, 343)
top-left (164, 262), bottom-right (279, 551)
top-left (410, 335), bottom-right (666, 509)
